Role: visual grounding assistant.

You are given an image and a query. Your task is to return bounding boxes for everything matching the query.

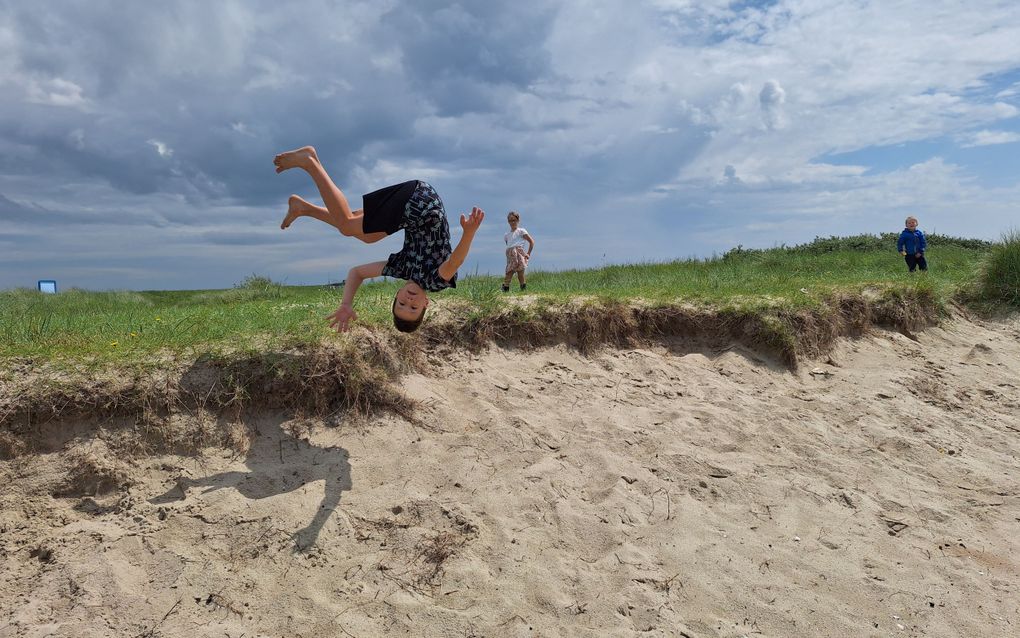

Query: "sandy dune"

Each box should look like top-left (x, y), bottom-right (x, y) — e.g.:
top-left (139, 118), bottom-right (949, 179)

top-left (2, 316), bottom-right (1018, 637)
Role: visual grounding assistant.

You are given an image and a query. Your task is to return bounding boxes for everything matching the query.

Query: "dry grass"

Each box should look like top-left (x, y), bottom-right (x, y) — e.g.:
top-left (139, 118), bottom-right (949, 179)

top-left (54, 441), bottom-right (132, 497)
top-left (426, 289), bottom-right (939, 366)
top-left (0, 291), bottom-right (944, 460)
top-left (0, 334), bottom-right (416, 459)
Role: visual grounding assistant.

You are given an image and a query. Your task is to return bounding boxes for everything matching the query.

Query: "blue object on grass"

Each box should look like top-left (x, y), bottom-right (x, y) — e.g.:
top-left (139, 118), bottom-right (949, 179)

top-left (38, 280), bottom-right (57, 294)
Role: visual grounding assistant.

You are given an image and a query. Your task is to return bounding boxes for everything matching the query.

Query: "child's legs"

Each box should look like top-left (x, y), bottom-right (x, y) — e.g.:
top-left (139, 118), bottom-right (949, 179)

top-left (917, 255), bottom-right (928, 271)
top-left (504, 250), bottom-right (516, 285)
top-left (284, 195), bottom-right (346, 232)
top-left (275, 147), bottom-right (364, 237)
top-left (304, 164), bottom-right (365, 237)
top-left (284, 196), bottom-right (389, 242)
top-left (905, 254), bottom-right (917, 272)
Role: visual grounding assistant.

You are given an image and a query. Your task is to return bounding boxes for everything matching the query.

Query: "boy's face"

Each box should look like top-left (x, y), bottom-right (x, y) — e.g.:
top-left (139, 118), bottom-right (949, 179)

top-left (394, 281), bottom-right (429, 321)
top-left (905, 218), bottom-right (918, 230)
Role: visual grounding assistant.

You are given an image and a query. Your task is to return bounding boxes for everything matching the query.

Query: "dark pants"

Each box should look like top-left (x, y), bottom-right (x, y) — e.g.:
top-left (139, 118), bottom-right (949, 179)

top-left (905, 253), bottom-right (927, 272)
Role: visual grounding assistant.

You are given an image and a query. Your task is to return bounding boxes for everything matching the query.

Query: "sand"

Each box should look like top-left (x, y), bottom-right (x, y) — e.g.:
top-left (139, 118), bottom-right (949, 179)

top-left (1, 316), bottom-right (1018, 637)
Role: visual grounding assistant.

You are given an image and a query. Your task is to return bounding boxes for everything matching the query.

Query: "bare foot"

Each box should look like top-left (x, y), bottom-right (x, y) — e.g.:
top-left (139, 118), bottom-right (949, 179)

top-left (281, 195), bottom-right (312, 229)
top-left (273, 146), bottom-right (318, 174)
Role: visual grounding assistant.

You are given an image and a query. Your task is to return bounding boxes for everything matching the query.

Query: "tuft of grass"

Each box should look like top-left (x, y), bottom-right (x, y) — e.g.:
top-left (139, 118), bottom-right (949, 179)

top-left (976, 230), bottom-right (1020, 307)
top-left (194, 274), bottom-right (287, 304)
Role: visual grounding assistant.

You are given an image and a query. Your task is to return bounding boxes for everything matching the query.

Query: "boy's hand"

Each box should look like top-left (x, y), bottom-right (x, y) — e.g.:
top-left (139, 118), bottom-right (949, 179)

top-left (459, 207), bottom-right (485, 234)
top-left (915, 252), bottom-right (922, 258)
top-left (326, 303), bottom-right (357, 333)
top-left (900, 250), bottom-right (907, 256)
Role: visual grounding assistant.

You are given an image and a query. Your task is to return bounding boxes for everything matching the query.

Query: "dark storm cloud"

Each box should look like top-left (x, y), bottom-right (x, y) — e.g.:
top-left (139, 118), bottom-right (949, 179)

top-left (1, 0), bottom-right (431, 208)
top-left (0, 191), bottom-right (160, 227)
top-left (0, 192), bottom-right (50, 222)
top-left (0, 0), bottom-right (563, 218)
top-left (380, 1), bottom-right (556, 116)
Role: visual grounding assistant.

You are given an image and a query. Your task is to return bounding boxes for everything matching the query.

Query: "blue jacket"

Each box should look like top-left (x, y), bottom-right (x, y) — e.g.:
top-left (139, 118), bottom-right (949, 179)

top-left (897, 229), bottom-right (926, 254)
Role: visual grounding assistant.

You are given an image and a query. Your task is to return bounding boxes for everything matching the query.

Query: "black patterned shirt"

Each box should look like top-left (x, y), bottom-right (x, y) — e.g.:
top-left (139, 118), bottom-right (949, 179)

top-left (381, 181), bottom-right (456, 292)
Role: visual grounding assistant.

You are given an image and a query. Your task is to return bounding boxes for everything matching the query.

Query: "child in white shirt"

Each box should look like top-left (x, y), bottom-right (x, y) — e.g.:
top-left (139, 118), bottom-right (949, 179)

top-left (502, 211), bottom-right (535, 292)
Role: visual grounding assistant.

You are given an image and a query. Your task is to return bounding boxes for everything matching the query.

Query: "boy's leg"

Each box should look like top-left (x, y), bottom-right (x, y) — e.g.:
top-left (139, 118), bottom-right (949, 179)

top-left (282, 195), bottom-right (353, 231)
top-left (282, 196), bottom-right (389, 243)
top-left (905, 254), bottom-right (917, 272)
top-left (917, 255), bottom-right (928, 271)
top-left (274, 146), bottom-right (364, 237)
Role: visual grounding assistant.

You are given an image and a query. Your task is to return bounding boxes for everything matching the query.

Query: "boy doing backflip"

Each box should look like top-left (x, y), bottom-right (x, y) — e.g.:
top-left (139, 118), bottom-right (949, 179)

top-left (274, 146), bottom-right (484, 332)
top-left (897, 216), bottom-right (927, 272)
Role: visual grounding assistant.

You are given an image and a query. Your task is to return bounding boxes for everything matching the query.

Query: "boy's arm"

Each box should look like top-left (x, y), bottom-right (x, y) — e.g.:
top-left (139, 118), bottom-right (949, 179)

top-left (438, 207), bottom-right (485, 282)
top-left (897, 233), bottom-right (906, 254)
top-left (326, 261), bottom-right (387, 333)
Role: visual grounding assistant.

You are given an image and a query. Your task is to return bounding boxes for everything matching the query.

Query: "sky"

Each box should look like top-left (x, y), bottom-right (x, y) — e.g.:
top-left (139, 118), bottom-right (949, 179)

top-left (1, 0), bottom-right (1019, 291)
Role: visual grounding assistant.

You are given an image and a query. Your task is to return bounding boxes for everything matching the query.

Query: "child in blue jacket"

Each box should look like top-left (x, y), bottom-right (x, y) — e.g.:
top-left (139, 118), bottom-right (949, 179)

top-left (897, 216), bottom-right (927, 272)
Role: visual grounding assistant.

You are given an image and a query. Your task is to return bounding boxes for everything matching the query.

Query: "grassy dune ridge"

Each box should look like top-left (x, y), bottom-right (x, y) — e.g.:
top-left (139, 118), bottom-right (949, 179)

top-left (1, 233), bottom-right (1017, 456)
top-left (0, 233), bottom-right (1005, 362)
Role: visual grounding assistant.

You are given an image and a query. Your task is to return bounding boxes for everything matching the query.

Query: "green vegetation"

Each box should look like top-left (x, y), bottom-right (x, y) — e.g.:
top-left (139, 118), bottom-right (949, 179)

top-left (974, 230), bottom-right (1020, 307)
top-left (0, 233), bottom-right (1010, 364)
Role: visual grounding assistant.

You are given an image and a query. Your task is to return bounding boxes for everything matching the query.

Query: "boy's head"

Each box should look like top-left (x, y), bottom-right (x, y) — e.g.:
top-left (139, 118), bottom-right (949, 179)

top-left (507, 211), bottom-right (520, 226)
top-left (392, 281), bottom-right (429, 333)
top-left (905, 216), bottom-right (918, 230)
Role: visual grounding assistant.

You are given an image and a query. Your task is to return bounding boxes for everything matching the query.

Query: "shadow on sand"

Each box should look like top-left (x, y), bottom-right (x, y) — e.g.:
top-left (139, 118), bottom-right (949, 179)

top-left (150, 414), bottom-right (352, 552)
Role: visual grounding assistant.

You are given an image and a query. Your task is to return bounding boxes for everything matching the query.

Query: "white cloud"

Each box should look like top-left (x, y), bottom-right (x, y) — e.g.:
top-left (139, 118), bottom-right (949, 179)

top-left (231, 122), bottom-right (256, 137)
top-left (658, 1), bottom-right (1020, 184)
top-left (959, 129), bottom-right (1020, 147)
top-left (26, 77), bottom-right (86, 107)
top-left (996, 83), bottom-right (1020, 99)
top-left (349, 157), bottom-right (498, 194)
top-left (993, 101), bottom-right (1019, 118)
top-left (147, 139), bottom-right (174, 158)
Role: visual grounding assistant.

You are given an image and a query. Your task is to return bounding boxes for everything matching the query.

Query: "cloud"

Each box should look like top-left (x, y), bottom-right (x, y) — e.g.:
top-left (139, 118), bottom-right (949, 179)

top-left (200, 230), bottom-right (282, 246)
top-left (147, 139), bottom-right (173, 158)
top-left (959, 129), bottom-right (1020, 147)
top-left (1, 1), bottom-right (1020, 290)
top-left (996, 82), bottom-right (1020, 99)
top-left (231, 121), bottom-right (256, 137)
top-left (721, 164), bottom-right (740, 185)
top-left (759, 80), bottom-right (786, 130)
top-left (26, 77), bottom-right (87, 107)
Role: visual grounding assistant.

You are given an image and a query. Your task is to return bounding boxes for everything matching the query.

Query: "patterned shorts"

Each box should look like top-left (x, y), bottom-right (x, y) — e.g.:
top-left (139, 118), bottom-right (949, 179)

top-left (506, 246), bottom-right (529, 273)
top-left (402, 181), bottom-right (444, 229)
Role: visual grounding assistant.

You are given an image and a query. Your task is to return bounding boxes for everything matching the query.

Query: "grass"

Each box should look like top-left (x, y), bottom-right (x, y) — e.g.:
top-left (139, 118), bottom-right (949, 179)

top-left (2, 233), bottom-right (1015, 439)
top-left (975, 229), bottom-right (1020, 306)
top-left (0, 234), bottom-right (1007, 364)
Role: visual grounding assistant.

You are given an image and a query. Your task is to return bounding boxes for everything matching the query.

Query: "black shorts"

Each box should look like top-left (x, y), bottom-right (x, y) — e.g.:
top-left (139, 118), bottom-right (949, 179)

top-left (361, 180), bottom-right (418, 235)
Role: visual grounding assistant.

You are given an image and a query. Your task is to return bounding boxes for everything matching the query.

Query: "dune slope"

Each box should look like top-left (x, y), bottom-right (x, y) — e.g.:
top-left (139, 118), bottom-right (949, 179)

top-left (1, 316), bottom-right (1018, 637)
